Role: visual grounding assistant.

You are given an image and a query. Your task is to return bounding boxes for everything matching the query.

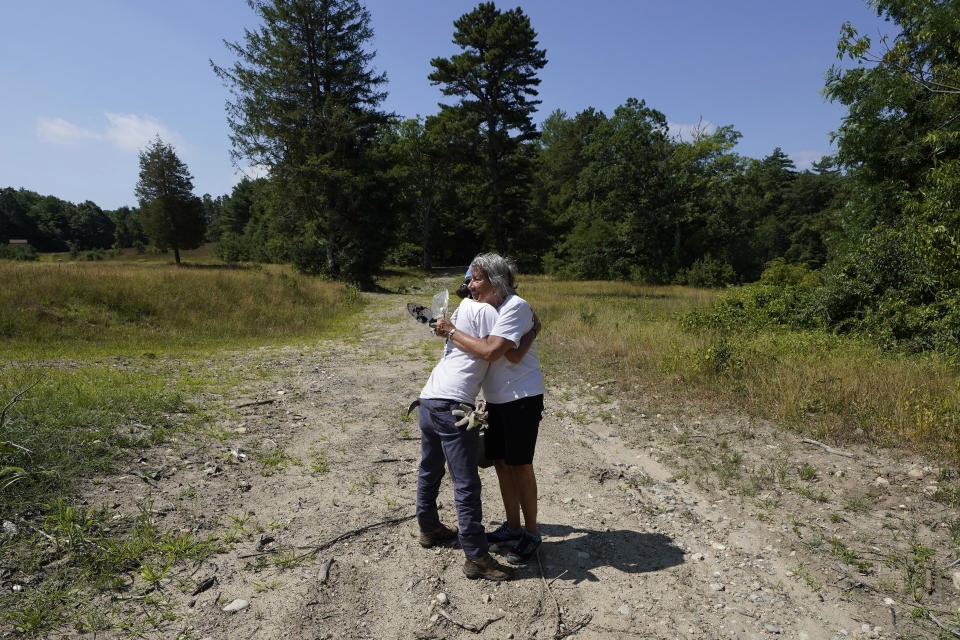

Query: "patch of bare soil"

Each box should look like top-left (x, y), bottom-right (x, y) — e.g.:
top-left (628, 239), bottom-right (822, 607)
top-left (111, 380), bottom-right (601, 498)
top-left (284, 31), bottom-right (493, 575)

top-left (76, 283), bottom-right (960, 640)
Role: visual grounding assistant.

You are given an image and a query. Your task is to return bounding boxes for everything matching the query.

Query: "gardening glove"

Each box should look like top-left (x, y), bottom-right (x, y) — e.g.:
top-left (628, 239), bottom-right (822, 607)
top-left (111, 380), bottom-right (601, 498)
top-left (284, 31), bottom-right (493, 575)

top-left (452, 403), bottom-right (488, 431)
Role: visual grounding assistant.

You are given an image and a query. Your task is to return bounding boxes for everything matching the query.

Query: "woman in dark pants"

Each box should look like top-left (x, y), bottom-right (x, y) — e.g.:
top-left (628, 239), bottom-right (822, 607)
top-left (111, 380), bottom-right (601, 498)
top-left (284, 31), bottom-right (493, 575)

top-left (433, 253), bottom-right (545, 565)
top-left (416, 275), bottom-right (538, 580)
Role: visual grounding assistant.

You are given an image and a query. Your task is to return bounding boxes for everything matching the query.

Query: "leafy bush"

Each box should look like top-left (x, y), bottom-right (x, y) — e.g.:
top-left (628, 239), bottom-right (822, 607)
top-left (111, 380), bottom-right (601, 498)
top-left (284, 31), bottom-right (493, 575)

top-left (385, 241), bottom-right (422, 268)
top-left (0, 243), bottom-right (37, 261)
top-left (681, 255), bottom-right (737, 288)
top-left (290, 238), bottom-right (327, 276)
top-left (682, 240), bottom-right (960, 358)
top-left (215, 231), bottom-right (251, 262)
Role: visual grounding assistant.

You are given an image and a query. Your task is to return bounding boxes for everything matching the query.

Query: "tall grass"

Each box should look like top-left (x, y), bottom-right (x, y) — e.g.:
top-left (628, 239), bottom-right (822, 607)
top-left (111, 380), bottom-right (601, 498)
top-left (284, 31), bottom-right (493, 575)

top-left (0, 262), bottom-right (364, 358)
top-left (0, 259), bottom-right (369, 634)
top-left (520, 276), bottom-right (960, 464)
top-left (0, 260), bottom-right (365, 520)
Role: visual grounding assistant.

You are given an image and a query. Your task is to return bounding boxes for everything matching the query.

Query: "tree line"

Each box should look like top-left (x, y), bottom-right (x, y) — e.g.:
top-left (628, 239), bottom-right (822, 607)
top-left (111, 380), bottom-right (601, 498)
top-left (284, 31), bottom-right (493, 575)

top-left (2, 0), bottom-right (956, 353)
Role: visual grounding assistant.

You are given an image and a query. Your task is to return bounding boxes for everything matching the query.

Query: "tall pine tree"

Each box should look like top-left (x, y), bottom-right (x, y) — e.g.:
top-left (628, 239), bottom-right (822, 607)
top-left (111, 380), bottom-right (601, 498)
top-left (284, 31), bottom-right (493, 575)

top-left (429, 2), bottom-right (547, 254)
top-left (212, 0), bottom-right (390, 282)
top-left (135, 136), bottom-right (205, 265)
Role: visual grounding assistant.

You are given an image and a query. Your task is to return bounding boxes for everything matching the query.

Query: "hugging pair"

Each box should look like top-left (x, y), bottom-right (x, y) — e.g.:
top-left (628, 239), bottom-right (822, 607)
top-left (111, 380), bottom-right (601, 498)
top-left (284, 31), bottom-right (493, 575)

top-left (415, 253), bottom-right (544, 581)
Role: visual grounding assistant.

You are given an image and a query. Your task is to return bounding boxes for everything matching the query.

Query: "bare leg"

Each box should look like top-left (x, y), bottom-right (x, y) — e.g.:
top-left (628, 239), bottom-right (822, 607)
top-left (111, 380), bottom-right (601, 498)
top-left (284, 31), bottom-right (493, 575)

top-left (493, 459), bottom-right (521, 530)
top-left (511, 463), bottom-right (538, 534)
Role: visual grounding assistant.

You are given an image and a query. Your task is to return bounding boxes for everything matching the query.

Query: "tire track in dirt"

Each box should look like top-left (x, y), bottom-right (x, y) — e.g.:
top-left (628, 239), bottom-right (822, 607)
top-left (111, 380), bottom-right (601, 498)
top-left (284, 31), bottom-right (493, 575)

top-left (80, 283), bottom-right (954, 639)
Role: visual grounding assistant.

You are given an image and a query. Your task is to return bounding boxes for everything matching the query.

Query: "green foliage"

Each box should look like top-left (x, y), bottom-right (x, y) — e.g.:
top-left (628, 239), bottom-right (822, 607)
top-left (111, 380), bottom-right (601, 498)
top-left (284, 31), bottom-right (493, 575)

top-left (679, 262), bottom-right (823, 333)
top-left (0, 242), bottom-right (37, 261)
top-left (0, 367), bottom-right (188, 509)
top-left (1, 495), bottom-right (219, 635)
top-left (532, 101), bottom-right (837, 284)
top-left (815, 0), bottom-right (960, 356)
top-left (212, 0), bottom-right (391, 285)
top-left (135, 136), bottom-right (206, 264)
top-left (429, 2), bottom-right (547, 254)
top-left (0, 262), bottom-right (365, 358)
top-left (0, 187), bottom-right (119, 253)
top-left (378, 115), bottom-right (481, 269)
top-left (680, 255), bottom-right (736, 288)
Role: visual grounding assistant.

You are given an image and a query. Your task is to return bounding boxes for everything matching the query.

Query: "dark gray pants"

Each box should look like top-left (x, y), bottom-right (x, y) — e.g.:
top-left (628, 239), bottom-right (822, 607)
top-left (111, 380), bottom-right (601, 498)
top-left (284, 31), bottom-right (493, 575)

top-left (416, 398), bottom-right (487, 559)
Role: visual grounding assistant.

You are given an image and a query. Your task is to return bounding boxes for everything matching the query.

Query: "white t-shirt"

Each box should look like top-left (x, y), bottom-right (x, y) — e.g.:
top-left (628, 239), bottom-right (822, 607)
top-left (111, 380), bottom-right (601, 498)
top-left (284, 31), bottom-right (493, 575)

top-left (482, 294), bottom-right (545, 404)
top-left (420, 298), bottom-right (498, 404)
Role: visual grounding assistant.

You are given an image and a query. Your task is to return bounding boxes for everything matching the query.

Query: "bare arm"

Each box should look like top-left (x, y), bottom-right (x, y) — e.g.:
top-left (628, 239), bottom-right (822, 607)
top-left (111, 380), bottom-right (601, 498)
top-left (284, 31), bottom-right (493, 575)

top-left (433, 317), bottom-right (514, 362)
top-left (434, 312), bottom-right (540, 363)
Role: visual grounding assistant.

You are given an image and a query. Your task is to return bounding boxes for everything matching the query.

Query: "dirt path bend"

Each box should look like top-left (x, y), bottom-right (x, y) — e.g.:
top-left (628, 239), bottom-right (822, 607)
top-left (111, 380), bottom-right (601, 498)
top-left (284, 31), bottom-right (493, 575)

top-left (85, 284), bottom-right (956, 640)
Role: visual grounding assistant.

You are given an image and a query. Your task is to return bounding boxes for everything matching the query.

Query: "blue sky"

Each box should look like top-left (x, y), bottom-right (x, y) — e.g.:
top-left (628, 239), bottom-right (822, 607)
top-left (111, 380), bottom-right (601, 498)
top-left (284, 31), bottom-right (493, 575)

top-left (0, 1), bottom-right (892, 210)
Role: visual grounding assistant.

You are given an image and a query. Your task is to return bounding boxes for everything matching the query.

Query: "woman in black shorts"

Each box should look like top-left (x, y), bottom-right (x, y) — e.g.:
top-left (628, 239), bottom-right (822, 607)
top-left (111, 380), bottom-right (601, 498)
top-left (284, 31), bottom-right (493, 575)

top-left (433, 253), bottom-right (545, 564)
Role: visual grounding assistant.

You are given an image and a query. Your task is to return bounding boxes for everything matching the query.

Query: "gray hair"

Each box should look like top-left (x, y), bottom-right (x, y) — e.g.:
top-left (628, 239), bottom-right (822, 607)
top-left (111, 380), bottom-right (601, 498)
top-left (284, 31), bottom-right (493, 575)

top-left (470, 253), bottom-right (517, 299)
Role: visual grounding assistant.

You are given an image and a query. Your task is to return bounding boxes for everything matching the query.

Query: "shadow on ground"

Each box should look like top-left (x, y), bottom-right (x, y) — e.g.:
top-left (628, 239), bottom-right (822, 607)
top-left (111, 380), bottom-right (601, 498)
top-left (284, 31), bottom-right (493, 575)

top-left (498, 523), bottom-right (684, 584)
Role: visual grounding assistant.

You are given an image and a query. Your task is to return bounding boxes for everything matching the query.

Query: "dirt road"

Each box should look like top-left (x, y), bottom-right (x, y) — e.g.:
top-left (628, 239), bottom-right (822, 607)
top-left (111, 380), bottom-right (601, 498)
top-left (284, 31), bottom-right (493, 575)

top-left (85, 280), bottom-right (959, 639)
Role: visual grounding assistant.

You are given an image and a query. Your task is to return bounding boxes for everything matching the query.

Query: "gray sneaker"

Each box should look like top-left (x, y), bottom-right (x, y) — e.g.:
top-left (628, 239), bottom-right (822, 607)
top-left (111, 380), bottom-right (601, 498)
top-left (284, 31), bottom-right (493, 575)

top-left (463, 554), bottom-right (513, 581)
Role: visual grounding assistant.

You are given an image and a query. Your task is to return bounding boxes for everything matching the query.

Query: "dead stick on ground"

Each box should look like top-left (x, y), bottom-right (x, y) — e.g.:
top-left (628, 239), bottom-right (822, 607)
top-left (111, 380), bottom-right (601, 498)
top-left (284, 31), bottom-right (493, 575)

top-left (800, 438), bottom-right (855, 458)
top-left (291, 514), bottom-right (416, 562)
top-left (535, 549), bottom-right (591, 639)
top-left (18, 518), bottom-right (55, 543)
top-left (0, 374), bottom-right (45, 431)
top-left (435, 607), bottom-right (503, 633)
top-left (548, 569), bottom-right (568, 587)
top-left (929, 613), bottom-right (960, 639)
top-left (234, 399), bottom-right (276, 409)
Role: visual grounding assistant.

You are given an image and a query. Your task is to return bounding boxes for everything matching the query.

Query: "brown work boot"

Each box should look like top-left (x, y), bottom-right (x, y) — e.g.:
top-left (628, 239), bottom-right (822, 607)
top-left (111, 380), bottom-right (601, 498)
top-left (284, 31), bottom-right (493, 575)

top-left (418, 523), bottom-right (458, 548)
top-left (463, 553), bottom-right (513, 581)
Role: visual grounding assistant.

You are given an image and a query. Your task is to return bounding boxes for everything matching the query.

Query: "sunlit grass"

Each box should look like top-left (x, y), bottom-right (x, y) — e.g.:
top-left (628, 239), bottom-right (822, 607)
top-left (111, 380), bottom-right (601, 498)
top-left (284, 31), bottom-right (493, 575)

top-left (0, 261), bottom-right (364, 358)
top-left (520, 276), bottom-right (960, 464)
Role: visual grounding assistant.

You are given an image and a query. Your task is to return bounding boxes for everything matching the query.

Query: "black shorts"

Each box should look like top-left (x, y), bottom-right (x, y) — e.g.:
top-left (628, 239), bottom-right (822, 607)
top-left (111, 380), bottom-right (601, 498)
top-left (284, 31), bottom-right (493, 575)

top-left (484, 394), bottom-right (544, 466)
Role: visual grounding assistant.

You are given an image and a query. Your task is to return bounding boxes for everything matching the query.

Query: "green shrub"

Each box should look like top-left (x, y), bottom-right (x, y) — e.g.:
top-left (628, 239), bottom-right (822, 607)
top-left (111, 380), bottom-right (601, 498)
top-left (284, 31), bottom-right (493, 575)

top-left (0, 243), bottom-right (37, 261)
top-left (215, 231), bottom-right (251, 262)
top-left (682, 255), bottom-right (737, 288)
top-left (385, 241), bottom-right (422, 268)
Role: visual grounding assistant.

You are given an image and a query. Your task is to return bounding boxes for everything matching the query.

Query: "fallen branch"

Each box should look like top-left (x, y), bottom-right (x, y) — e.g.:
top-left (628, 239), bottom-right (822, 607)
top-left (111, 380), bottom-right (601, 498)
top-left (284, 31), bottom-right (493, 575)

top-left (0, 374), bottom-right (44, 430)
top-left (17, 517), bottom-right (56, 543)
top-left (547, 569), bottom-right (568, 587)
top-left (535, 548), bottom-right (592, 639)
top-left (588, 627), bottom-right (647, 638)
top-left (234, 399), bottom-right (275, 409)
top-left (289, 514), bottom-right (416, 562)
top-left (800, 438), bottom-right (854, 458)
top-left (373, 457), bottom-right (415, 464)
top-left (929, 613), bottom-right (960, 639)
top-left (110, 594), bottom-right (147, 602)
top-left (435, 606), bottom-right (503, 633)
top-left (945, 556), bottom-right (960, 569)
top-left (191, 576), bottom-right (217, 596)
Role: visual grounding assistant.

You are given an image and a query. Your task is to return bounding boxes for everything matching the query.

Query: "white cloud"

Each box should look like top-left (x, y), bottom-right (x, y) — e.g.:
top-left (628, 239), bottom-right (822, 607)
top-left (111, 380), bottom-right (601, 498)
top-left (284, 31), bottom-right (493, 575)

top-left (667, 119), bottom-right (717, 142)
top-left (788, 150), bottom-right (828, 172)
top-left (36, 113), bottom-right (182, 153)
top-left (104, 112), bottom-right (180, 152)
top-left (232, 164), bottom-right (270, 184)
top-left (36, 117), bottom-right (98, 144)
